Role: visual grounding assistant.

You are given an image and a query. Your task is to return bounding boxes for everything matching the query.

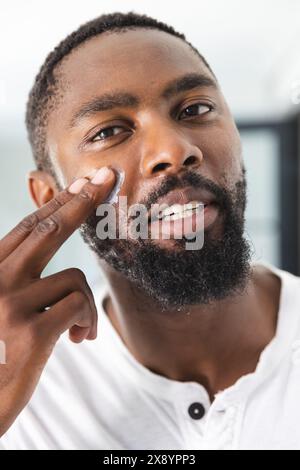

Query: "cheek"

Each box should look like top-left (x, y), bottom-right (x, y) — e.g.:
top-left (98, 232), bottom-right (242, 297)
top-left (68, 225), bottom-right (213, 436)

top-left (52, 148), bottom-right (139, 209)
top-left (202, 125), bottom-right (243, 187)
top-left (48, 119), bottom-right (139, 191)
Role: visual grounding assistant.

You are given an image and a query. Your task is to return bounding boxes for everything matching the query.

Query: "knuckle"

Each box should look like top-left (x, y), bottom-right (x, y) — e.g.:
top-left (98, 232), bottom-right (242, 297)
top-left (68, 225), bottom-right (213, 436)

top-left (36, 216), bottom-right (59, 235)
top-left (50, 192), bottom-right (71, 209)
top-left (78, 185), bottom-right (98, 204)
top-left (69, 291), bottom-right (87, 310)
top-left (18, 213), bottom-right (39, 233)
top-left (49, 196), bottom-right (64, 211)
top-left (68, 268), bottom-right (87, 285)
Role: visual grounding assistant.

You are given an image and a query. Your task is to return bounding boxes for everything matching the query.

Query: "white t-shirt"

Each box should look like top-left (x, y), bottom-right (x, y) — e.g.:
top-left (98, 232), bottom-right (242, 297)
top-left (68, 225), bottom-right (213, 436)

top-left (1, 261), bottom-right (300, 450)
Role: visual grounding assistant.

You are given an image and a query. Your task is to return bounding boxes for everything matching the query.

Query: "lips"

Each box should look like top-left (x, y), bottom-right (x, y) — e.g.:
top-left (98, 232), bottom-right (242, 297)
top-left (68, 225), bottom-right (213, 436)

top-left (147, 187), bottom-right (217, 222)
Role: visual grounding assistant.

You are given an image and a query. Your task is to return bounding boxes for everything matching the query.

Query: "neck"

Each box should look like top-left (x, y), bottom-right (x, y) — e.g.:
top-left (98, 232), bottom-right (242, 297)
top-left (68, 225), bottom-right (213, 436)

top-left (100, 262), bottom-right (281, 401)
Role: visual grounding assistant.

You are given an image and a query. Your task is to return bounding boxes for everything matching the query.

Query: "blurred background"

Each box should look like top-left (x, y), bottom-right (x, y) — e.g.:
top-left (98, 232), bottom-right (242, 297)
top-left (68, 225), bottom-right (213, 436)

top-left (1, 0), bottom-right (300, 285)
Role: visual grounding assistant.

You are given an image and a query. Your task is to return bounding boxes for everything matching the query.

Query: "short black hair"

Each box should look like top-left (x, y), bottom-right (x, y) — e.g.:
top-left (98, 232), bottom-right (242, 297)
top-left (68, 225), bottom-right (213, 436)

top-left (25, 11), bottom-right (214, 175)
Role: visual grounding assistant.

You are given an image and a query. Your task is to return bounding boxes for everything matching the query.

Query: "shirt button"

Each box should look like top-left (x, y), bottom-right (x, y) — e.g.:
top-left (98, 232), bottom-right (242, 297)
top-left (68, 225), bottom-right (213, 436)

top-left (188, 402), bottom-right (205, 420)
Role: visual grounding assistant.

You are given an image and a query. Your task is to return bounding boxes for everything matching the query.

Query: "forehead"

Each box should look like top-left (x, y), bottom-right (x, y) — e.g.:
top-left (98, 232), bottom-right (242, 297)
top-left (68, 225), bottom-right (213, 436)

top-left (54, 29), bottom-right (214, 112)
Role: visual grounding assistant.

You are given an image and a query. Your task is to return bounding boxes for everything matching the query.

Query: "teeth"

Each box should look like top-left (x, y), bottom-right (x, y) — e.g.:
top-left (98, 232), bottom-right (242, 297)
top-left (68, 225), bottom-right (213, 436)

top-left (157, 201), bottom-right (205, 221)
top-left (163, 209), bottom-right (199, 221)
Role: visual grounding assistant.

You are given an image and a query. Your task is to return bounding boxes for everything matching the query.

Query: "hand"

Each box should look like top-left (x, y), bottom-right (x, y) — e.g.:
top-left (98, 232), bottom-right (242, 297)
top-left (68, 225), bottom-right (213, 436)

top-left (0, 167), bottom-right (115, 436)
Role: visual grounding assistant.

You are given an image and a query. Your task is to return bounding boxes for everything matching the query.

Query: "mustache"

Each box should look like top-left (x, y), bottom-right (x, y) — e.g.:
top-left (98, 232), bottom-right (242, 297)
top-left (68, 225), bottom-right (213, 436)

top-left (139, 170), bottom-right (230, 213)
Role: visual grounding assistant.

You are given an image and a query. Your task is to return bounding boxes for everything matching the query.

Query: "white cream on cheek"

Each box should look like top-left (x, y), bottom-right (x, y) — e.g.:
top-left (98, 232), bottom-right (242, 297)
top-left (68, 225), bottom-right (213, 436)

top-left (102, 168), bottom-right (125, 204)
top-left (85, 167), bottom-right (125, 204)
top-left (48, 140), bottom-right (126, 201)
top-left (48, 142), bottom-right (68, 188)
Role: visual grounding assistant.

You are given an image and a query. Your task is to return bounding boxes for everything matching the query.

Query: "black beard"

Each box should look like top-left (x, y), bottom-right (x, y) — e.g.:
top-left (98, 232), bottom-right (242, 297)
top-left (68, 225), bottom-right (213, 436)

top-left (79, 169), bottom-right (252, 310)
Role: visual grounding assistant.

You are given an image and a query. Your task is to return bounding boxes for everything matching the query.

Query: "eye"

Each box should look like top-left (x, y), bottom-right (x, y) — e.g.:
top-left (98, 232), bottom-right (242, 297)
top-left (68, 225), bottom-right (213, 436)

top-left (91, 126), bottom-right (125, 142)
top-left (179, 103), bottom-right (212, 119)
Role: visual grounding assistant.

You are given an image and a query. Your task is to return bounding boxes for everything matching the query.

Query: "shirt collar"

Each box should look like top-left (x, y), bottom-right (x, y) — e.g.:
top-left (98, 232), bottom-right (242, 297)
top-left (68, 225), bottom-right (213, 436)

top-left (93, 261), bottom-right (299, 404)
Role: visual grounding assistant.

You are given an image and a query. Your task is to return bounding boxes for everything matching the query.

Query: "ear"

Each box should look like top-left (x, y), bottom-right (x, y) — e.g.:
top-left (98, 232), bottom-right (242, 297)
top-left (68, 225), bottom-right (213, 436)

top-left (28, 170), bottom-right (59, 208)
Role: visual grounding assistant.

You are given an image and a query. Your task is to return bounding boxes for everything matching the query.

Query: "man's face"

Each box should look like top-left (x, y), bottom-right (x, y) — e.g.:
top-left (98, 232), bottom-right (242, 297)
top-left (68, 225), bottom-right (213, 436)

top-left (45, 28), bottom-right (251, 309)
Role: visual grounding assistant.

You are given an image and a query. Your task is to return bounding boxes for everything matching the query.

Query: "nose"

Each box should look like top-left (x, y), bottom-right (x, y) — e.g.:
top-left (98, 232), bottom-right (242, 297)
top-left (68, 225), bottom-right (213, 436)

top-left (140, 123), bottom-right (204, 178)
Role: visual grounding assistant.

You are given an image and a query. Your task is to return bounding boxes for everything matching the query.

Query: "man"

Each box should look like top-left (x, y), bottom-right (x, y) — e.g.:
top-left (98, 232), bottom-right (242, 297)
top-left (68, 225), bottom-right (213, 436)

top-left (0, 11), bottom-right (299, 450)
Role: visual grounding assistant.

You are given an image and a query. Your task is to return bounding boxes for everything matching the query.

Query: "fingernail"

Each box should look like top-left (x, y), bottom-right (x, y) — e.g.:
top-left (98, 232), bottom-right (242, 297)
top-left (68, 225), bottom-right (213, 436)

top-left (68, 177), bottom-right (89, 194)
top-left (91, 167), bottom-right (113, 185)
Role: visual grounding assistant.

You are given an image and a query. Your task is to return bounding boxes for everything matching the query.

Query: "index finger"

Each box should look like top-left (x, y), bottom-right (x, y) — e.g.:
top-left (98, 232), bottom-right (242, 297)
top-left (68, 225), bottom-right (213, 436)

top-left (0, 188), bottom-right (74, 263)
top-left (4, 167), bottom-right (116, 277)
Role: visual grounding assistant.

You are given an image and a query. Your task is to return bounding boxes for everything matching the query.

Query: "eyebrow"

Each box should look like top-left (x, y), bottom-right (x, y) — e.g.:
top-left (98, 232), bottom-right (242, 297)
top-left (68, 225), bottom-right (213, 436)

top-left (69, 72), bottom-right (217, 128)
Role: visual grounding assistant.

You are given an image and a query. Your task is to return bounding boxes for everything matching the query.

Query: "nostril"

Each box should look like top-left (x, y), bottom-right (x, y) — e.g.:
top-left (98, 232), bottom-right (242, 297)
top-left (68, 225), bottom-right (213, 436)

top-left (184, 156), bottom-right (198, 166)
top-left (152, 162), bottom-right (172, 173)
